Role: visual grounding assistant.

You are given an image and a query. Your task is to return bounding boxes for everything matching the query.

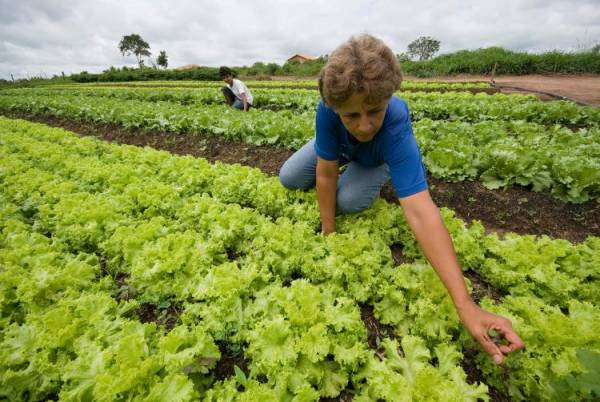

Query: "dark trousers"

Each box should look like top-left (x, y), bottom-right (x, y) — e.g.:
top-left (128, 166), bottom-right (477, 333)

top-left (221, 86), bottom-right (251, 110)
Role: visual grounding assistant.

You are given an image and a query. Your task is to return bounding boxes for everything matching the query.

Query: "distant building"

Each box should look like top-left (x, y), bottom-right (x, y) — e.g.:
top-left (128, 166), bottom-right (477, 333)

top-left (174, 64), bottom-right (202, 70)
top-left (287, 54), bottom-right (317, 64)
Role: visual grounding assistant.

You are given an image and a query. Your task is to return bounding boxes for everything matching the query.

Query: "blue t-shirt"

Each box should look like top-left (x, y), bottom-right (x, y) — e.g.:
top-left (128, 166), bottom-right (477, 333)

top-left (314, 96), bottom-right (428, 198)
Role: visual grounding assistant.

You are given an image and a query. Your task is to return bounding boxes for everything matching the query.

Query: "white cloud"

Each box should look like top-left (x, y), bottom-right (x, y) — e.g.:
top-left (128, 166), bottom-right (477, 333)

top-left (0, 0), bottom-right (598, 79)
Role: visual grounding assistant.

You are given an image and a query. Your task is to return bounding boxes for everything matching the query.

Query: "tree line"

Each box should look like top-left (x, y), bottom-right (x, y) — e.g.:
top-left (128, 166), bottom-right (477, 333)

top-left (117, 33), bottom-right (442, 71)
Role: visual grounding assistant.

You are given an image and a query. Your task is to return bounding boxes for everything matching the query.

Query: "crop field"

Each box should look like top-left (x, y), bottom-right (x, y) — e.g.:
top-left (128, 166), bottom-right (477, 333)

top-left (0, 80), bottom-right (599, 401)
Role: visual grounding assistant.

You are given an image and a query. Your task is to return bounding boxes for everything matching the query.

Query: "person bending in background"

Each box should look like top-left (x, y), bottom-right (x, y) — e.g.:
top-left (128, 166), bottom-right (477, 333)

top-left (219, 66), bottom-right (253, 112)
top-left (279, 34), bottom-right (525, 365)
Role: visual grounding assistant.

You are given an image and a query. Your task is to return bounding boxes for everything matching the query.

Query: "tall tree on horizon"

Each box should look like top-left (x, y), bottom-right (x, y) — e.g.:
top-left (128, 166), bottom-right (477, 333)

top-left (407, 36), bottom-right (441, 61)
top-left (119, 34), bottom-right (151, 68)
top-left (157, 50), bottom-right (168, 69)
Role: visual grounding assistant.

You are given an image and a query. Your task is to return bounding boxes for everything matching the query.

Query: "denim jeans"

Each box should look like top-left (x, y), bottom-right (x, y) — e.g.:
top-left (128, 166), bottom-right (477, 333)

top-left (279, 138), bottom-right (390, 213)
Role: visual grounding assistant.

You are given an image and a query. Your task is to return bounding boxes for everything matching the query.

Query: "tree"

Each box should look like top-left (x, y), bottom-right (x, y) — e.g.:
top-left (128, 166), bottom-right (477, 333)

top-left (265, 62), bottom-right (280, 75)
top-left (119, 34), bottom-right (151, 68)
top-left (396, 52), bottom-right (411, 63)
top-left (157, 50), bottom-right (168, 69)
top-left (407, 36), bottom-right (441, 61)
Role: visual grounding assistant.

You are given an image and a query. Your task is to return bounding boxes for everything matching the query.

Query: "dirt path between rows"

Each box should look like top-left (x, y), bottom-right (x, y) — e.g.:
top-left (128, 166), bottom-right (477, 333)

top-left (6, 112), bottom-right (598, 243)
top-left (405, 74), bottom-right (600, 106)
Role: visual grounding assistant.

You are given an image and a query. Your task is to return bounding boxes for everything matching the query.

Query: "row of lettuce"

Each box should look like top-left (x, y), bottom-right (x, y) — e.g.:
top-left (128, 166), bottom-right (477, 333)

top-left (3, 86), bottom-right (599, 127)
top-left (1, 117), bottom-right (599, 401)
top-left (0, 92), bottom-right (598, 203)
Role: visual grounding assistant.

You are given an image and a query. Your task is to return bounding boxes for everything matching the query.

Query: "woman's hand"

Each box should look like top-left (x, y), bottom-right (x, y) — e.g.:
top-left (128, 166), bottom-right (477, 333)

top-left (398, 191), bottom-right (524, 365)
top-left (457, 302), bottom-right (525, 364)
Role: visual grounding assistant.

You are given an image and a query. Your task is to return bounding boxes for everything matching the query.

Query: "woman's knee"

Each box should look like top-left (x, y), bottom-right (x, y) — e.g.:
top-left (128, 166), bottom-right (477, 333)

top-left (279, 161), bottom-right (298, 189)
top-left (336, 188), bottom-right (371, 214)
top-left (279, 140), bottom-right (317, 190)
top-left (279, 160), bottom-right (312, 189)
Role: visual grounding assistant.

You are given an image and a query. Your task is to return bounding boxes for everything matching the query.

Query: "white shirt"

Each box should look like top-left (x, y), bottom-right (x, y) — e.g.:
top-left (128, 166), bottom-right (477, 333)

top-left (227, 78), bottom-right (253, 105)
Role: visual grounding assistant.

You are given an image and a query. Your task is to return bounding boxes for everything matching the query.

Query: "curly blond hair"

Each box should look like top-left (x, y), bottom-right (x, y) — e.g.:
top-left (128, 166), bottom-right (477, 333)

top-left (318, 34), bottom-right (402, 108)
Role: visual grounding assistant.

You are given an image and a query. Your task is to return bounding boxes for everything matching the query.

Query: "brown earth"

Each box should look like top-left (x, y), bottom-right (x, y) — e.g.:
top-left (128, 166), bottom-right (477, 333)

top-left (405, 74), bottom-right (600, 106)
top-left (212, 341), bottom-right (250, 383)
top-left (135, 302), bottom-right (182, 331)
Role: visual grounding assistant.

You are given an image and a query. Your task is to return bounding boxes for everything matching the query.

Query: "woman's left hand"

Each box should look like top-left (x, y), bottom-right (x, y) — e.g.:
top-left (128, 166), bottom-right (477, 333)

top-left (457, 302), bottom-right (525, 364)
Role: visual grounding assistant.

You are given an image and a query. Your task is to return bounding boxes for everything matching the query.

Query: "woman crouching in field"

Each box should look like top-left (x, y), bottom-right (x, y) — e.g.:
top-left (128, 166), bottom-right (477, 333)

top-left (279, 34), bottom-right (524, 365)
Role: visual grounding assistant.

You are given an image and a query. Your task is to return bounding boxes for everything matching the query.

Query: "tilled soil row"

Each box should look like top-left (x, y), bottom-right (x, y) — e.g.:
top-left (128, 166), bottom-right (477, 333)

top-left (4, 112), bottom-right (599, 243)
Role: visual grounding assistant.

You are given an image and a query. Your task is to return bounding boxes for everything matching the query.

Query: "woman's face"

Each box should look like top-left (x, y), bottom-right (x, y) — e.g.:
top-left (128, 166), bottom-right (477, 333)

top-left (223, 75), bottom-right (234, 85)
top-left (334, 92), bottom-right (389, 142)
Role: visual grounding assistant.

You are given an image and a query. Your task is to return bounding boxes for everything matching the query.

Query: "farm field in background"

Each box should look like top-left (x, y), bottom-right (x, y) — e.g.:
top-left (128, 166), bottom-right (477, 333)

top-left (48, 79), bottom-right (493, 93)
top-left (1, 79), bottom-right (599, 401)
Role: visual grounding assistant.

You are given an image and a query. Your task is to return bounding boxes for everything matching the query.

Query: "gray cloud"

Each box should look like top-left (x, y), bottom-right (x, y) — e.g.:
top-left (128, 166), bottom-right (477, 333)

top-left (1, 0), bottom-right (599, 79)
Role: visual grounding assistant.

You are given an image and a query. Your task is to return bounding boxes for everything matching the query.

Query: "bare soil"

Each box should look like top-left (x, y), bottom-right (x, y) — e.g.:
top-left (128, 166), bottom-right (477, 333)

top-left (360, 304), bottom-right (397, 352)
top-left (6, 112), bottom-right (598, 243)
top-left (464, 270), bottom-right (507, 304)
top-left (135, 302), bottom-right (182, 331)
top-left (405, 74), bottom-right (600, 106)
top-left (212, 341), bottom-right (250, 383)
top-left (462, 347), bottom-right (511, 402)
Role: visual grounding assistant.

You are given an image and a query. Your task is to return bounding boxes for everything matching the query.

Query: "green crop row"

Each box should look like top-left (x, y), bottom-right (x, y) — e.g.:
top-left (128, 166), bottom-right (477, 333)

top-left (4, 85), bottom-right (598, 127)
top-left (1, 118), bottom-right (482, 401)
top-left (46, 79), bottom-right (491, 90)
top-left (2, 117), bottom-right (599, 400)
top-left (1, 93), bottom-right (599, 203)
top-left (5, 116), bottom-right (598, 307)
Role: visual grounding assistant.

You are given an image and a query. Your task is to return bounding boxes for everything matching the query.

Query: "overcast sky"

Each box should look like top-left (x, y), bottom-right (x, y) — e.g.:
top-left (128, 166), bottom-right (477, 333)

top-left (1, 0), bottom-right (599, 79)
